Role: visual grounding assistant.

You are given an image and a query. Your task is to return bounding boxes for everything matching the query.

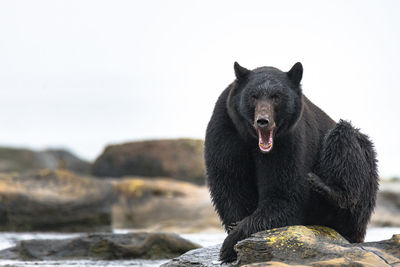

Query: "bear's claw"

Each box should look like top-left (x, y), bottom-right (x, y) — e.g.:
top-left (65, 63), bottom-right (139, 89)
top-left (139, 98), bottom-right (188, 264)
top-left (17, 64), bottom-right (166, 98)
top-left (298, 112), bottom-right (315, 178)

top-left (227, 222), bottom-right (238, 233)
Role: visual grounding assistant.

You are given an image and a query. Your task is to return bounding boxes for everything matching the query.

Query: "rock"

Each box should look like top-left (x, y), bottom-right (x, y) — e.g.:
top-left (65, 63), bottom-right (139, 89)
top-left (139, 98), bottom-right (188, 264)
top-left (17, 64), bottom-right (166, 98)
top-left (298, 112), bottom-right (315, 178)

top-left (162, 244), bottom-right (221, 267)
top-left (112, 177), bottom-right (221, 232)
top-left (0, 232), bottom-right (200, 260)
top-left (92, 139), bottom-right (206, 185)
top-left (162, 225), bottom-right (400, 266)
top-left (0, 169), bottom-right (114, 232)
top-left (0, 147), bottom-right (90, 174)
top-left (41, 149), bottom-right (91, 174)
top-left (370, 180), bottom-right (400, 227)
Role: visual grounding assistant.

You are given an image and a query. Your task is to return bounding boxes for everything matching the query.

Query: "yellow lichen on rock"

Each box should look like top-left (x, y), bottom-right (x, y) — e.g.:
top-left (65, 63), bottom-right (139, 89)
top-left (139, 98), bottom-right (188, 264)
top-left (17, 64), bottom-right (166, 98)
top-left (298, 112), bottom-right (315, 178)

top-left (305, 225), bottom-right (344, 241)
top-left (265, 236), bottom-right (277, 244)
top-left (255, 225), bottom-right (347, 254)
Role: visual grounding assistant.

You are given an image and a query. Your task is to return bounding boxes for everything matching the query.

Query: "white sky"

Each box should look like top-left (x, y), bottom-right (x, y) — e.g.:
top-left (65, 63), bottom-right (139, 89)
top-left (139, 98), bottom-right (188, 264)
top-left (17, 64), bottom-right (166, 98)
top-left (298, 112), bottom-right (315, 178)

top-left (0, 0), bottom-right (399, 178)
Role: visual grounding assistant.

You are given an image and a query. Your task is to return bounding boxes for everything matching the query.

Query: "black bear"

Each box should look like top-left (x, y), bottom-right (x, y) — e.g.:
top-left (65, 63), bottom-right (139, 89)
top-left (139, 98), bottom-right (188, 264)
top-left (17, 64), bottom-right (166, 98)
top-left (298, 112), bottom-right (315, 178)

top-left (204, 62), bottom-right (378, 263)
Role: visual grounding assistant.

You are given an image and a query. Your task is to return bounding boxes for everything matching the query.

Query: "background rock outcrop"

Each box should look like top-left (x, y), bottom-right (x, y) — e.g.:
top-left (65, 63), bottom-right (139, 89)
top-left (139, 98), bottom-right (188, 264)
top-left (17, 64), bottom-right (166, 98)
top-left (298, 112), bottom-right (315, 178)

top-left (92, 139), bottom-right (206, 184)
top-left (0, 147), bottom-right (90, 174)
top-left (0, 169), bottom-right (114, 232)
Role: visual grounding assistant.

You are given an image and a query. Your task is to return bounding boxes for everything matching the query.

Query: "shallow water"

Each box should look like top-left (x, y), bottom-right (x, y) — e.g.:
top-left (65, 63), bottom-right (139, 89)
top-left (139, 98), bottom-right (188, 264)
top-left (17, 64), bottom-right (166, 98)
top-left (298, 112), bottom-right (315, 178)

top-left (0, 259), bottom-right (169, 266)
top-left (0, 228), bottom-right (397, 266)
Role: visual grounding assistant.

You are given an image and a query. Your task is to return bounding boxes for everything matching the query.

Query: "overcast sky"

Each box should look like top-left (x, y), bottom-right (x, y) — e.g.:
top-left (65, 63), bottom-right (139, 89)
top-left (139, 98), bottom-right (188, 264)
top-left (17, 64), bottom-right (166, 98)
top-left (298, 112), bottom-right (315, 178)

top-left (0, 0), bottom-right (399, 178)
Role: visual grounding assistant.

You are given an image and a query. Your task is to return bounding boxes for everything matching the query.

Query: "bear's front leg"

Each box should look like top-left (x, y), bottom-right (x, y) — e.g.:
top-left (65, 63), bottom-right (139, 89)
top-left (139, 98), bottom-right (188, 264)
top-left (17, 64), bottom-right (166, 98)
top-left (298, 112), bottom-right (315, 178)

top-left (220, 211), bottom-right (273, 263)
top-left (220, 187), bottom-right (306, 263)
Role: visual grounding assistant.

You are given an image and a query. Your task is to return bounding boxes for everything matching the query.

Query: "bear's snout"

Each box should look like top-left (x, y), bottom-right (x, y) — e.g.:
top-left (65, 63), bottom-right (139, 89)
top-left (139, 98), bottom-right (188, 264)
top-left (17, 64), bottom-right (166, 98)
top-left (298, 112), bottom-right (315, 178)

top-left (254, 100), bottom-right (275, 131)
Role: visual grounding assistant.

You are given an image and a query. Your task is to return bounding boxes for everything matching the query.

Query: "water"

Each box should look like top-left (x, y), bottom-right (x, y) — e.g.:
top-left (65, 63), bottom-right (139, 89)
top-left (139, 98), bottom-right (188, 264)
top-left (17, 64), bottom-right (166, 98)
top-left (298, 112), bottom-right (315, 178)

top-left (0, 259), bottom-right (168, 266)
top-left (364, 227), bottom-right (400, 242)
top-left (0, 228), bottom-right (397, 266)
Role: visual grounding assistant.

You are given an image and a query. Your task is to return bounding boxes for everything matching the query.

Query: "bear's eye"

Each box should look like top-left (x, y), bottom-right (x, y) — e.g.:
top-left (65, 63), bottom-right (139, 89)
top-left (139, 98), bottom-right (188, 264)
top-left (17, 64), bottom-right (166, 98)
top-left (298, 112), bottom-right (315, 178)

top-left (250, 95), bottom-right (257, 104)
top-left (271, 95), bottom-right (280, 103)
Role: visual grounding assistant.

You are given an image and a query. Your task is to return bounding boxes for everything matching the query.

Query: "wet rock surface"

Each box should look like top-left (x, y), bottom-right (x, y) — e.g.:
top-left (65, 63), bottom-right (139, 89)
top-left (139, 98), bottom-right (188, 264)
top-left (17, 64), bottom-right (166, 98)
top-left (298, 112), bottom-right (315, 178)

top-left (0, 169), bottom-right (114, 232)
top-left (0, 232), bottom-right (200, 260)
top-left (92, 139), bottom-right (206, 184)
top-left (162, 225), bottom-right (400, 267)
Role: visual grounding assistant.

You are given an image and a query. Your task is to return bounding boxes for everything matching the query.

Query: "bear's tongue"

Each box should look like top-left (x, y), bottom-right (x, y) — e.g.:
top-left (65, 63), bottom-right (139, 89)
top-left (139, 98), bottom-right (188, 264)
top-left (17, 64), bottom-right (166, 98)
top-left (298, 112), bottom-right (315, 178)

top-left (258, 128), bottom-right (274, 153)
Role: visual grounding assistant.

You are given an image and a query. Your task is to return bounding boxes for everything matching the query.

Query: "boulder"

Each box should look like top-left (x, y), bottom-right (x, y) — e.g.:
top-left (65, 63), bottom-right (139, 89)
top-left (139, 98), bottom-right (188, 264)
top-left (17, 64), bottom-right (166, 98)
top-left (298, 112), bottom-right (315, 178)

top-left (112, 177), bottom-right (221, 232)
top-left (0, 232), bottom-right (200, 260)
top-left (370, 180), bottom-right (400, 227)
top-left (92, 139), bottom-right (206, 184)
top-left (0, 169), bottom-right (114, 232)
top-left (0, 147), bottom-right (90, 174)
top-left (162, 225), bottom-right (400, 266)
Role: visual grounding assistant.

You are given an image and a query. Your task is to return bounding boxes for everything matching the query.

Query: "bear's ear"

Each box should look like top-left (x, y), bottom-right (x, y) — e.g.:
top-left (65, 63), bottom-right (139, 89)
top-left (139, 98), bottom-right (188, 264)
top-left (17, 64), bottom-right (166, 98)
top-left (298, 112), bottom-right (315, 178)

top-left (287, 62), bottom-right (303, 86)
top-left (234, 62), bottom-right (250, 80)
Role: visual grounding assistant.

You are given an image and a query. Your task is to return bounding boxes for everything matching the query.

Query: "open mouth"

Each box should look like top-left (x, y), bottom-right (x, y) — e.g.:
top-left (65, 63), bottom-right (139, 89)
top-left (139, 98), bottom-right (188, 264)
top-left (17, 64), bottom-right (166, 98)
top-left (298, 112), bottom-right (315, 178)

top-left (258, 128), bottom-right (274, 153)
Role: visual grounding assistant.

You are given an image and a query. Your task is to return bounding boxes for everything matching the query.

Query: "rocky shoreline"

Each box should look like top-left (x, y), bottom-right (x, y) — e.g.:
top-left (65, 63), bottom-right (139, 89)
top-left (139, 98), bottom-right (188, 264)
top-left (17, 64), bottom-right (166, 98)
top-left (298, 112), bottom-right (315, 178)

top-left (0, 226), bottom-right (398, 266)
top-left (0, 140), bottom-right (399, 266)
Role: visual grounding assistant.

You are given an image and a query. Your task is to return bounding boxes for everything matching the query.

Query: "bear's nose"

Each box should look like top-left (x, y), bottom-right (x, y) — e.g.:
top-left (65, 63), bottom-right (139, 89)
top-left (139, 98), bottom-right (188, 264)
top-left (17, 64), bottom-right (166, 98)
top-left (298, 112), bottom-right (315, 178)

top-left (257, 118), bottom-right (269, 128)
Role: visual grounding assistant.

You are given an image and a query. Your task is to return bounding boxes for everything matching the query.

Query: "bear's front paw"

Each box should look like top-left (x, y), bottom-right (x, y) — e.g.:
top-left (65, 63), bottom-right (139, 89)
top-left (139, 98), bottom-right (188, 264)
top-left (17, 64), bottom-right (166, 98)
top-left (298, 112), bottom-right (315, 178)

top-left (220, 247), bottom-right (237, 264)
top-left (220, 237), bottom-right (238, 263)
top-left (307, 172), bottom-right (322, 187)
top-left (220, 226), bottom-right (245, 263)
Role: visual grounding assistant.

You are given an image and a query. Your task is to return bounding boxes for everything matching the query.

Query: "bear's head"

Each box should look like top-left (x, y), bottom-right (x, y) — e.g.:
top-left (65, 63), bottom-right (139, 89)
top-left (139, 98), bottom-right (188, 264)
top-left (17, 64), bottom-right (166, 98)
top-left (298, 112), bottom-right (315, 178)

top-left (227, 62), bottom-right (304, 153)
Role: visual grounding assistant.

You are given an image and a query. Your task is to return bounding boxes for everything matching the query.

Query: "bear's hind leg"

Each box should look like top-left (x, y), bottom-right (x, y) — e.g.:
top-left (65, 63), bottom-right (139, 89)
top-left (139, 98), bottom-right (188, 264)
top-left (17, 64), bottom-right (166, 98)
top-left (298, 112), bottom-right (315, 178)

top-left (308, 120), bottom-right (378, 242)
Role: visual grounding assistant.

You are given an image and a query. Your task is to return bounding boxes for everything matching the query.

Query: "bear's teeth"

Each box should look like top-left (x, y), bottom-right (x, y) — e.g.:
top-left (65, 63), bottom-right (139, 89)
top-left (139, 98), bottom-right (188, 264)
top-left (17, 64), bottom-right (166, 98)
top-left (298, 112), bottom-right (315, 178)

top-left (258, 129), bottom-right (274, 152)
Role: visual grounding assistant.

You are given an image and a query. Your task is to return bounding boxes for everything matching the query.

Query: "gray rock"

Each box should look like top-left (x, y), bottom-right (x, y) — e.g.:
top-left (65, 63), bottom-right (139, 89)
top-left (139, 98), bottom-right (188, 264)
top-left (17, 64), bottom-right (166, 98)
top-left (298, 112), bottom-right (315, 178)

top-left (0, 232), bottom-right (200, 260)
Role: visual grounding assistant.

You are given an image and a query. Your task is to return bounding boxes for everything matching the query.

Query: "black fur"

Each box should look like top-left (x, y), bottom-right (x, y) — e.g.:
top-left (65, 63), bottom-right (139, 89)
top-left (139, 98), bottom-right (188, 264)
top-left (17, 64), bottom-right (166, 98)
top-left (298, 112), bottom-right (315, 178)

top-left (204, 62), bottom-right (379, 263)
